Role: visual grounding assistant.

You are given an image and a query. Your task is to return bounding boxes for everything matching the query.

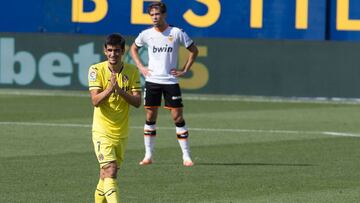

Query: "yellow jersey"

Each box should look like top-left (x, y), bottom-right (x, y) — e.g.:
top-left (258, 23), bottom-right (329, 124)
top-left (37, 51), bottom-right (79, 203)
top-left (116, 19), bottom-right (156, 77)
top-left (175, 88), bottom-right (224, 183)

top-left (88, 61), bottom-right (141, 139)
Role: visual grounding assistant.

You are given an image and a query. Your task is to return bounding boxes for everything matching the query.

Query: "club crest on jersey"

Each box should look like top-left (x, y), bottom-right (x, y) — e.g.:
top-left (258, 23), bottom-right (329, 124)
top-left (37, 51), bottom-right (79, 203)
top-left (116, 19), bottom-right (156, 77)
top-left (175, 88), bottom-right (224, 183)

top-left (89, 70), bottom-right (97, 81)
top-left (122, 74), bottom-right (129, 83)
top-left (168, 35), bottom-right (174, 42)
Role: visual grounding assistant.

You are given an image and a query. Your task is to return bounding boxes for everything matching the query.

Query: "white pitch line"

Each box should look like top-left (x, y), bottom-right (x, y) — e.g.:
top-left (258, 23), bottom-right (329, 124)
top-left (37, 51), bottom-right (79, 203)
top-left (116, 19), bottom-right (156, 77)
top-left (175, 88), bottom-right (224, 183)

top-left (0, 121), bottom-right (91, 128)
top-left (2, 89), bottom-right (360, 104)
top-left (321, 131), bottom-right (360, 137)
top-left (0, 121), bottom-right (359, 138)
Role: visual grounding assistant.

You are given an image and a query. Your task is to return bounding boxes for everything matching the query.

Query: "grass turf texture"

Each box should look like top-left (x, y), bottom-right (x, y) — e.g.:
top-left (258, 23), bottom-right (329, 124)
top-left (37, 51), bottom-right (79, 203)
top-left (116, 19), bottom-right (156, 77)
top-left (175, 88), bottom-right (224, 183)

top-left (0, 90), bottom-right (360, 202)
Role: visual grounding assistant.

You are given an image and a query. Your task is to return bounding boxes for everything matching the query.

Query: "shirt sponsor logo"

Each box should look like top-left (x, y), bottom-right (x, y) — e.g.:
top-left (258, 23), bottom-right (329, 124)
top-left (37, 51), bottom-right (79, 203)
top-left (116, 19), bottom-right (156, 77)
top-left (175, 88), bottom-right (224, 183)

top-left (152, 45), bottom-right (173, 53)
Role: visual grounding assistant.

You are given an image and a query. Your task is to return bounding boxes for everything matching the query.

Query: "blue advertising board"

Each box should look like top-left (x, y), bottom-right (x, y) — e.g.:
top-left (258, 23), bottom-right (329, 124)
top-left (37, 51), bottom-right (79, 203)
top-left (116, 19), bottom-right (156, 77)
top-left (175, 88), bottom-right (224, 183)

top-left (2, 0), bottom-right (360, 41)
top-left (0, 0), bottom-right (327, 40)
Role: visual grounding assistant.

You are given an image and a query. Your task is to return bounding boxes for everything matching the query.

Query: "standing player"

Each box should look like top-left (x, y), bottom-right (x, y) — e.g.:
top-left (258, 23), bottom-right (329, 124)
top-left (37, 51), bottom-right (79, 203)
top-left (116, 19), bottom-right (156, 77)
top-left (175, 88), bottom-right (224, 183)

top-left (130, 2), bottom-right (198, 167)
top-left (89, 33), bottom-right (141, 203)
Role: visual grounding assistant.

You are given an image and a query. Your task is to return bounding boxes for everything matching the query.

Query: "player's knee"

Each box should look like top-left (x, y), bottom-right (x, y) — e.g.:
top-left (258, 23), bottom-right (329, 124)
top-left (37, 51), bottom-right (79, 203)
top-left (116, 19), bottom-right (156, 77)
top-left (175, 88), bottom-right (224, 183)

top-left (102, 162), bottom-right (118, 178)
top-left (146, 109), bottom-right (158, 120)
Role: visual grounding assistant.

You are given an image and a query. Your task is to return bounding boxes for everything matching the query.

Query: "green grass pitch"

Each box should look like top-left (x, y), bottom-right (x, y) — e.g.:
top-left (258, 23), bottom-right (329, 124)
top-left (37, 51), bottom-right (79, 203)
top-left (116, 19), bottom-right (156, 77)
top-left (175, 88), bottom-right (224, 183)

top-left (1, 89), bottom-right (360, 202)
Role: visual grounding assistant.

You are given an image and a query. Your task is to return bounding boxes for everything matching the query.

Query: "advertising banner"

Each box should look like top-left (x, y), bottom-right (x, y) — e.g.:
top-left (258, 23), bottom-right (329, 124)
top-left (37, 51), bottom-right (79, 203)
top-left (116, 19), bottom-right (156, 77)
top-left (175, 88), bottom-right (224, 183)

top-left (2, 33), bottom-right (360, 98)
top-left (0, 0), bottom-right (327, 40)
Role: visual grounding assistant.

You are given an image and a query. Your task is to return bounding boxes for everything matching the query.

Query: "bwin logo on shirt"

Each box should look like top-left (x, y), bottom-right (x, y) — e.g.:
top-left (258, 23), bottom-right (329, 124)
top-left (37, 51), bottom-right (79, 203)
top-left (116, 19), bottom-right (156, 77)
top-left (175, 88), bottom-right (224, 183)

top-left (153, 45), bottom-right (173, 53)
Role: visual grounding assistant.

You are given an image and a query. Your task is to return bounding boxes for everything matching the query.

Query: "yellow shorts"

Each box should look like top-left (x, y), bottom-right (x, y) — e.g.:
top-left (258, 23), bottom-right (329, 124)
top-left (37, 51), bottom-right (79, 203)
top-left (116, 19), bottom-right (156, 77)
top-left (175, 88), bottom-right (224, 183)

top-left (92, 131), bottom-right (128, 168)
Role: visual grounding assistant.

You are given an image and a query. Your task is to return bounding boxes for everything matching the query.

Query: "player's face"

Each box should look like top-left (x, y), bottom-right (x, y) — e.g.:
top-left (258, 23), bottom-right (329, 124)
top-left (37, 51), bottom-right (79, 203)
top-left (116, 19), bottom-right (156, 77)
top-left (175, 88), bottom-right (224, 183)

top-left (149, 8), bottom-right (166, 27)
top-left (104, 45), bottom-right (123, 65)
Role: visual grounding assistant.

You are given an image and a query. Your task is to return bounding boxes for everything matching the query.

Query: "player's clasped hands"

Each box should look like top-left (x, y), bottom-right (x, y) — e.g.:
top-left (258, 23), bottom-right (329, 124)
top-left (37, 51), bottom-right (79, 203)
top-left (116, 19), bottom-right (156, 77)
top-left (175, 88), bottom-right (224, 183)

top-left (109, 72), bottom-right (119, 93)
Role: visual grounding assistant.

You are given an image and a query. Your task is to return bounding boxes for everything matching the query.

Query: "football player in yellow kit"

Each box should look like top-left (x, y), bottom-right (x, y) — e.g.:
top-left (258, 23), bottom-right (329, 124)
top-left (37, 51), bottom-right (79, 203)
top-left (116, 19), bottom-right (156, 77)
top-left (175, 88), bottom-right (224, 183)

top-left (89, 33), bottom-right (141, 203)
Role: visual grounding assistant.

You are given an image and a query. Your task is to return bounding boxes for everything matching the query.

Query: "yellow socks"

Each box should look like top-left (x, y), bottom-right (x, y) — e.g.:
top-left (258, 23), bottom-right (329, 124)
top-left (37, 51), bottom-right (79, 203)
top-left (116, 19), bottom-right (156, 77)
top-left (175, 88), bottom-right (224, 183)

top-left (94, 178), bottom-right (106, 203)
top-left (104, 178), bottom-right (119, 203)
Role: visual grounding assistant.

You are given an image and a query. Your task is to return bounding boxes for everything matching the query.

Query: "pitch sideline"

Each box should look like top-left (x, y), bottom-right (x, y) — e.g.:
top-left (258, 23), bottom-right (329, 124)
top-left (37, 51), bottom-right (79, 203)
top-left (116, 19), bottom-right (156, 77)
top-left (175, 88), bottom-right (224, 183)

top-left (1, 89), bottom-right (360, 104)
top-left (0, 121), bottom-right (359, 138)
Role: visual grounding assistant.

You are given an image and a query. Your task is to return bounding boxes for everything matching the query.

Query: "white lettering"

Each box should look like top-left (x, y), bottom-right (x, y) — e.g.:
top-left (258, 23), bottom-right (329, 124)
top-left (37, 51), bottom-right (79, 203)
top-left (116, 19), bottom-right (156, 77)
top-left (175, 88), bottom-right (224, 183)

top-left (74, 43), bottom-right (100, 86)
top-left (0, 38), bottom-right (102, 88)
top-left (0, 38), bottom-right (36, 85)
top-left (39, 53), bottom-right (73, 86)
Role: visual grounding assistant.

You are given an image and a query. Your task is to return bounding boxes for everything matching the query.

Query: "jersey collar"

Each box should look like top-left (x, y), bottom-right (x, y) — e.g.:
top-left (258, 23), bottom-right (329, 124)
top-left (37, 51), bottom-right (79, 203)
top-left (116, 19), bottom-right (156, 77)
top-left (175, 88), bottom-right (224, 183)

top-left (108, 62), bottom-right (124, 75)
top-left (154, 24), bottom-right (169, 33)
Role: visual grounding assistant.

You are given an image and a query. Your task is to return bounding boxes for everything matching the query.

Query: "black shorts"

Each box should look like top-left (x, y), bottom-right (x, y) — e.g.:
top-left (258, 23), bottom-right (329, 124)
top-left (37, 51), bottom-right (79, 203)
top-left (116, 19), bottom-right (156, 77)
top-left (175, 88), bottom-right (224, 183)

top-left (144, 81), bottom-right (183, 108)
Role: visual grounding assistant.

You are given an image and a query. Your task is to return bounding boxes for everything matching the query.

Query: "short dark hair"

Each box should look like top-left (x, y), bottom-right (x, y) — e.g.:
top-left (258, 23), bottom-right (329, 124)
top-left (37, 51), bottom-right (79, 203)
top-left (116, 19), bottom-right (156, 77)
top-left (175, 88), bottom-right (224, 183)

top-left (147, 2), bottom-right (167, 14)
top-left (104, 33), bottom-right (125, 50)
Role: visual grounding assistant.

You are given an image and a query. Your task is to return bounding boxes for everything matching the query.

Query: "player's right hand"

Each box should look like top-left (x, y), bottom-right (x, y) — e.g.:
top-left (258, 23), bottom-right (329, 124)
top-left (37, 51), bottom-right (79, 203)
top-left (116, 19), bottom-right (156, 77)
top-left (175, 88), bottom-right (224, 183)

top-left (139, 67), bottom-right (151, 77)
top-left (110, 73), bottom-right (117, 91)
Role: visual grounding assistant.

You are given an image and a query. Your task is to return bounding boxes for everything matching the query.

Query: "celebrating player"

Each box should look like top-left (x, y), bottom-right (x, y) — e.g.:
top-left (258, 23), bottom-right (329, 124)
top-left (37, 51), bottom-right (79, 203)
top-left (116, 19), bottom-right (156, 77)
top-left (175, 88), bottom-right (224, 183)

top-left (130, 2), bottom-right (199, 167)
top-left (89, 33), bottom-right (141, 202)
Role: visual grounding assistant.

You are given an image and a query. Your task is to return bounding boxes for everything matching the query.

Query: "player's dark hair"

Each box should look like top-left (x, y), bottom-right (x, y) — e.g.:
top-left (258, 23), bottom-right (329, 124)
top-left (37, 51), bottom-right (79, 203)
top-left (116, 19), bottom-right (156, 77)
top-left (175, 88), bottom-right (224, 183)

top-left (104, 33), bottom-right (125, 50)
top-left (147, 2), bottom-right (167, 14)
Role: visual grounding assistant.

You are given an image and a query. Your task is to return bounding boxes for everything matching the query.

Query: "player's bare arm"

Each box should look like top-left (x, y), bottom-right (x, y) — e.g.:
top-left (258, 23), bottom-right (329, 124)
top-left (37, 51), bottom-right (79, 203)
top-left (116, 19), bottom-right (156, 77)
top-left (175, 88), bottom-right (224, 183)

top-left (130, 43), bottom-right (151, 77)
top-left (89, 73), bottom-right (117, 107)
top-left (171, 44), bottom-right (198, 77)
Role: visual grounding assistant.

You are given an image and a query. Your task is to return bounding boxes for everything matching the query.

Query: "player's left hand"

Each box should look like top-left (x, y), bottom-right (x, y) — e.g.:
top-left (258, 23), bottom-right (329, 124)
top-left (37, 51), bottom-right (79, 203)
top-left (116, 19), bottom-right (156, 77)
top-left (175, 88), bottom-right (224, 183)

top-left (170, 68), bottom-right (187, 77)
